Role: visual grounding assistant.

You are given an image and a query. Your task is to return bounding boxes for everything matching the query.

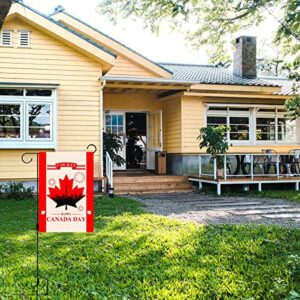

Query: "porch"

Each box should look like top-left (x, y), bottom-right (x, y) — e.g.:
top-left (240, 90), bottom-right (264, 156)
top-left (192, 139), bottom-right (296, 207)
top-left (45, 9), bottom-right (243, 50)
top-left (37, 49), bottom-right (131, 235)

top-left (189, 151), bottom-right (300, 195)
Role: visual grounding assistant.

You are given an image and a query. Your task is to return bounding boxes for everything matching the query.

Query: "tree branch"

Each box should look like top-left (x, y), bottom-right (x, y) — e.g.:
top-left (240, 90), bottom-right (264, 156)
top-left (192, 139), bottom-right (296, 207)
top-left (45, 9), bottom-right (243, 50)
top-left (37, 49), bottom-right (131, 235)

top-left (0, 0), bottom-right (13, 30)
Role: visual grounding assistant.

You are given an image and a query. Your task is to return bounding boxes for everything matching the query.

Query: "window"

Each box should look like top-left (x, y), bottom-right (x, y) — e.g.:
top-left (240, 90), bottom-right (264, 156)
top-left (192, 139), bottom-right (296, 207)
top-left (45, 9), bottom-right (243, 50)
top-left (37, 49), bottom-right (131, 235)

top-left (0, 88), bottom-right (56, 149)
top-left (206, 105), bottom-right (297, 145)
top-left (256, 107), bottom-right (296, 143)
top-left (229, 117), bottom-right (249, 141)
top-left (206, 107), bottom-right (251, 143)
top-left (19, 31), bottom-right (30, 47)
top-left (1, 30), bottom-right (12, 46)
top-left (0, 104), bottom-right (21, 139)
top-left (28, 104), bottom-right (51, 139)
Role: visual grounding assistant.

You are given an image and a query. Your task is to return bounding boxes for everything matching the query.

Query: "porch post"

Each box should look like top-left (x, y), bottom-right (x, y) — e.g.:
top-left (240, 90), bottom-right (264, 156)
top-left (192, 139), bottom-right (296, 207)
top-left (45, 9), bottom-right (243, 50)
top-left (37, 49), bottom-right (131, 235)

top-left (100, 80), bottom-right (106, 192)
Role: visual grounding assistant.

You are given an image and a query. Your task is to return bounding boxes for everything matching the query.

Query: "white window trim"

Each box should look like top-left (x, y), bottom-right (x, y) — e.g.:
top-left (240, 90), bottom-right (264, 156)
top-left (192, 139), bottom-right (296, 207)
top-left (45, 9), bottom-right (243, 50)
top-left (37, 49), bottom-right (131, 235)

top-left (206, 106), bottom-right (252, 145)
top-left (0, 89), bottom-right (57, 149)
top-left (0, 30), bottom-right (13, 47)
top-left (205, 104), bottom-right (298, 146)
top-left (18, 30), bottom-right (31, 48)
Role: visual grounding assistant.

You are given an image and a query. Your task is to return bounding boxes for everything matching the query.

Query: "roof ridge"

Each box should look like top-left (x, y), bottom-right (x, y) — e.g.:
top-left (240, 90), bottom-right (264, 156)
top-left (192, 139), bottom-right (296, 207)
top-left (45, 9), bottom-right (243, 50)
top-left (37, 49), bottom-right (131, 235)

top-left (49, 10), bottom-right (173, 75)
top-left (12, 1), bottom-right (116, 58)
top-left (159, 62), bottom-right (216, 68)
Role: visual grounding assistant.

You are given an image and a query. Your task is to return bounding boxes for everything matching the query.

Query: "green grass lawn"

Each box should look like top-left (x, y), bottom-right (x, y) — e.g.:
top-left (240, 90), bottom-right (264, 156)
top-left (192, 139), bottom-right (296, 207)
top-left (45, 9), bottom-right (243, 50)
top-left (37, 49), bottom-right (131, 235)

top-left (1, 197), bottom-right (300, 299)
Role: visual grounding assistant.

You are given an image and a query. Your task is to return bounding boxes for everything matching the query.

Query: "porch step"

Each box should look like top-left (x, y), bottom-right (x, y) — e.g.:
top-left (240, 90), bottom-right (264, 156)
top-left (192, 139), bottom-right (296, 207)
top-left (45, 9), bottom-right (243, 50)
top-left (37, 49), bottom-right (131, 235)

top-left (113, 175), bottom-right (194, 194)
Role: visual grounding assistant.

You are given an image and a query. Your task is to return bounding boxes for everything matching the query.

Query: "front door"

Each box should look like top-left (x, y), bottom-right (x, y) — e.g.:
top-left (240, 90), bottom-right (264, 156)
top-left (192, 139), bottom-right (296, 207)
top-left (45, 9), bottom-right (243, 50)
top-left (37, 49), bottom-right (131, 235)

top-left (147, 110), bottom-right (163, 170)
top-left (105, 112), bottom-right (126, 170)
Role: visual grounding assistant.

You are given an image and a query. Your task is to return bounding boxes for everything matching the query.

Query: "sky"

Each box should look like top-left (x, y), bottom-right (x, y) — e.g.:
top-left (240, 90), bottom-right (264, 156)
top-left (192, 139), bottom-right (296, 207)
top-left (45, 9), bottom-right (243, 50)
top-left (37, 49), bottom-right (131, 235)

top-left (24, 0), bottom-right (279, 65)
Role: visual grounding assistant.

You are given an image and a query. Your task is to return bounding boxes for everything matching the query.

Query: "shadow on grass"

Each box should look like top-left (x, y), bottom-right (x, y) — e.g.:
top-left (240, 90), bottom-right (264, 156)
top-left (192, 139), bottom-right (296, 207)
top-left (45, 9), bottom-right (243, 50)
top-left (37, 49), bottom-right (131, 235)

top-left (0, 196), bottom-right (300, 299)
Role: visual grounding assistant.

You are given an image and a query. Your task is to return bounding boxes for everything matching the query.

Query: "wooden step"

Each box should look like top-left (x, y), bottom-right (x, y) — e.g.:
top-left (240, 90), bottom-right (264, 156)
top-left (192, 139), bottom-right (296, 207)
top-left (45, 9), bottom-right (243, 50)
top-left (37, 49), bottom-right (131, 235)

top-left (115, 182), bottom-right (192, 191)
top-left (115, 188), bottom-right (193, 195)
top-left (113, 175), bottom-right (194, 194)
top-left (113, 175), bottom-right (188, 184)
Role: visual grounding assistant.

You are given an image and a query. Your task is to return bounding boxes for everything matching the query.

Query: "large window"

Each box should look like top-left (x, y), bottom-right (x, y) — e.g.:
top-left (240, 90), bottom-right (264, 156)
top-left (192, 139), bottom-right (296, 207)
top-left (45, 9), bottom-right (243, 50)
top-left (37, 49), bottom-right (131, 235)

top-left (0, 88), bottom-right (56, 149)
top-left (206, 105), bottom-right (297, 145)
top-left (256, 107), bottom-right (296, 143)
top-left (206, 107), bottom-right (251, 143)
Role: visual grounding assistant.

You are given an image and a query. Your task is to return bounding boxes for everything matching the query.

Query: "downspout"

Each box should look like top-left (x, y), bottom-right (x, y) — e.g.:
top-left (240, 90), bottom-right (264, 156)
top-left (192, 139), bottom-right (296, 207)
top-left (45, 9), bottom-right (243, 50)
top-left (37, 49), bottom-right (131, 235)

top-left (100, 79), bottom-right (106, 192)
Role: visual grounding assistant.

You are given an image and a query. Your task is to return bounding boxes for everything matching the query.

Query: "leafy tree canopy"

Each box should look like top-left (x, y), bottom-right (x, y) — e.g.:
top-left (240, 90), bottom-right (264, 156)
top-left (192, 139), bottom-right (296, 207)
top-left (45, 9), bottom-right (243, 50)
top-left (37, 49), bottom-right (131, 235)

top-left (98, 0), bottom-right (299, 64)
top-left (99, 0), bottom-right (300, 116)
top-left (0, 0), bottom-right (13, 30)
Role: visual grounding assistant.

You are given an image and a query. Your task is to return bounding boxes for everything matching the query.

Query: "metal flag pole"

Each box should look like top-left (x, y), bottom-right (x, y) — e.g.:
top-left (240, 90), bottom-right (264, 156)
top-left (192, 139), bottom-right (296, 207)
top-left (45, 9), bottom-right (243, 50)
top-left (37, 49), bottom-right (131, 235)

top-left (21, 152), bottom-right (40, 299)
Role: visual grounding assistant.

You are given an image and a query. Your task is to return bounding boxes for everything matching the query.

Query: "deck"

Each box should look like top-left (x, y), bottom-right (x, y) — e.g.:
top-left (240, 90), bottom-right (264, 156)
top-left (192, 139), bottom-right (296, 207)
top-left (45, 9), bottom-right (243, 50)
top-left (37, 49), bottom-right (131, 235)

top-left (189, 153), bottom-right (300, 195)
top-left (189, 175), bottom-right (300, 195)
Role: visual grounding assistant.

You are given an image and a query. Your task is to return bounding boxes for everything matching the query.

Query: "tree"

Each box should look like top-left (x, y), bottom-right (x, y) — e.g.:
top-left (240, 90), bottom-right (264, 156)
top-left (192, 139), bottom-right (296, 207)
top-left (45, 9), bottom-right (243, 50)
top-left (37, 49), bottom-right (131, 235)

top-left (0, 0), bottom-right (13, 30)
top-left (98, 0), bottom-right (300, 116)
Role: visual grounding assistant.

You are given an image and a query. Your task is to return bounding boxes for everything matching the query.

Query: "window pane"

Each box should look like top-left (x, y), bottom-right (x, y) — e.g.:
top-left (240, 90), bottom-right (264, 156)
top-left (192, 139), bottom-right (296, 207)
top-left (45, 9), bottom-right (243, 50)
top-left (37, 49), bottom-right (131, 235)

top-left (28, 104), bottom-right (51, 139)
top-left (229, 108), bottom-right (250, 111)
top-left (112, 115), bottom-right (117, 125)
top-left (208, 107), bottom-right (227, 111)
top-left (229, 117), bottom-right (249, 140)
top-left (0, 89), bottom-right (23, 96)
top-left (117, 115), bottom-right (123, 126)
top-left (277, 118), bottom-right (296, 141)
top-left (0, 104), bottom-right (21, 138)
top-left (207, 116), bottom-right (226, 127)
top-left (256, 118), bottom-right (275, 141)
top-left (26, 89), bottom-right (52, 97)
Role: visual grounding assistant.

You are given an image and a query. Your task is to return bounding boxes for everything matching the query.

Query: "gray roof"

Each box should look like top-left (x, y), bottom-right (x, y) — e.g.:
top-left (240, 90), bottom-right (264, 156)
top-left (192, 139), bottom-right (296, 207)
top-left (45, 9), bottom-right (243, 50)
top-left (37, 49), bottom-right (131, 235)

top-left (160, 63), bottom-right (297, 95)
top-left (160, 63), bottom-right (280, 87)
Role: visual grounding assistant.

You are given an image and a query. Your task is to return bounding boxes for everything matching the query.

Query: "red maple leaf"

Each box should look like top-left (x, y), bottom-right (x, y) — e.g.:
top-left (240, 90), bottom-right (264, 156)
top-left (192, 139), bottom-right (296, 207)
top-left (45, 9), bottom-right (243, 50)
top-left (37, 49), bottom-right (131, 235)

top-left (48, 175), bottom-right (85, 210)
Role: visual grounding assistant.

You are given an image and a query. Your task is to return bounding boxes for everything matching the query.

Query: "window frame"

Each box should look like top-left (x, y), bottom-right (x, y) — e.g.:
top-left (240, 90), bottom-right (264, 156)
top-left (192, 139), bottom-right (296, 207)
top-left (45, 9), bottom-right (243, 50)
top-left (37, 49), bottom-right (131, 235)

top-left (206, 106), bottom-right (252, 145)
top-left (205, 104), bottom-right (298, 146)
top-left (0, 101), bottom-right (23, 141)
top-left (0, 88), bottom-right (57, 149)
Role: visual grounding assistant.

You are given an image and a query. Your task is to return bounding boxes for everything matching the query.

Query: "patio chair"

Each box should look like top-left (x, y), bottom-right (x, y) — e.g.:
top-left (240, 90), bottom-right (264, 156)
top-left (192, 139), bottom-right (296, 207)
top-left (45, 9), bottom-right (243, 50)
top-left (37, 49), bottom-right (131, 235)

top-left (252, 154), bottom-right (266, 176)
top-left (262, 149), bottom-right (279, 175)
top-left (289, 149), bottom-right (300, 176)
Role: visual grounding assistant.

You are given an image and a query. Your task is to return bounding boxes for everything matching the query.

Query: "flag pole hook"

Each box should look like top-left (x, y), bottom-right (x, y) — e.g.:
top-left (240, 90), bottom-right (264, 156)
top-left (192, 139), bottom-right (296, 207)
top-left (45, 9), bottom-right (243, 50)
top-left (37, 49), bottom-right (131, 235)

top-left (87, 144), bottom-right (97, 154)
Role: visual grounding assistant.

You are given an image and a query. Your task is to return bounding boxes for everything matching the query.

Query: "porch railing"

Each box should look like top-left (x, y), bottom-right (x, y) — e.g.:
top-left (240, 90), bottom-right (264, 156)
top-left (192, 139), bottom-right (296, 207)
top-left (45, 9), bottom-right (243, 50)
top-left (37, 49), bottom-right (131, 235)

top-left (198, 152), bottom-right (300, 180)
top-left (106, 152), bottom-right (114, 192)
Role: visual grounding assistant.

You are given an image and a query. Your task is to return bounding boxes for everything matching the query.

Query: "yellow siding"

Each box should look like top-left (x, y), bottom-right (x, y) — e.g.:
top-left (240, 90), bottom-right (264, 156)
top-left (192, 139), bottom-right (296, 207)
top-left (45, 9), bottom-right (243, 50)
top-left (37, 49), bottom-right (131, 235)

top-left (0, 18), bottom-right (102, 180)
top-left (104, 93), bottom-right (162, 112)
top-left (107, 55), bottom-right (159, 78)
top-left (162, 98), bottom-right (182, 153)
top-left (58, 20), bottom-right (159, 78)
top-left (181, 95), bottom-right (300, 154)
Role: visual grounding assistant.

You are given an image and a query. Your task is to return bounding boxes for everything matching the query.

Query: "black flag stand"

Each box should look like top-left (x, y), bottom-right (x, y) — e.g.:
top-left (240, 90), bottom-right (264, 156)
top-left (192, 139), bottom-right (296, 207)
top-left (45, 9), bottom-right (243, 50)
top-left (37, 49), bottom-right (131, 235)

top-left (21, 152), bottom-right (40, 299)
top-left (21, 144), bottom-right (97, 299)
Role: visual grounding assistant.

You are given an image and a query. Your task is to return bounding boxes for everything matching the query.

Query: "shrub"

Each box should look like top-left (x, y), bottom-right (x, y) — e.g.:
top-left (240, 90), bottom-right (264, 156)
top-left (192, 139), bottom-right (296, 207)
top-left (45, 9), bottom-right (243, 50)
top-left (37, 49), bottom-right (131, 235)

top-left (0, 182), bottom-right (34, 200)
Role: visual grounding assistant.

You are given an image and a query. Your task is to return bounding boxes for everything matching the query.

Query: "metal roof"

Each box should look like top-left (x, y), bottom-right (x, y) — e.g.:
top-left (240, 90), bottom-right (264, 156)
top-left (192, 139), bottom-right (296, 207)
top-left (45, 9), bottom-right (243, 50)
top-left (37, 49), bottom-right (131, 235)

top-left (160, 63), bottom-right (281, 87)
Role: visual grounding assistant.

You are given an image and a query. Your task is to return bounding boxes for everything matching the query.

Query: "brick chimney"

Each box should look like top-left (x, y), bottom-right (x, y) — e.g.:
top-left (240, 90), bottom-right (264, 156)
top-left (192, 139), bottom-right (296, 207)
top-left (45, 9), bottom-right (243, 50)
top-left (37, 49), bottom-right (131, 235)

top-left (233, 36), bottom-right (257, 78)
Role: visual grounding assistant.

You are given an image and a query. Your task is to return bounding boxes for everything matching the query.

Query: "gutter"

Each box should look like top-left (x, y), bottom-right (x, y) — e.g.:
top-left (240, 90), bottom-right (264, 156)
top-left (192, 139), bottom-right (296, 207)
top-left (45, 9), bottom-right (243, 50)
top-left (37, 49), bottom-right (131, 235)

top-left (99, 76), bottom-right (197, 86)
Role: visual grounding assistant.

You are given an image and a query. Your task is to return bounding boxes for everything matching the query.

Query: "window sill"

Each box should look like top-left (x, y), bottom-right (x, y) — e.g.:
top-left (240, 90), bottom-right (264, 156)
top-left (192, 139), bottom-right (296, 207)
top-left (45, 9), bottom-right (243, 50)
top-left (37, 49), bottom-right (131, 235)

top-left (0, 141), bottom-right (57, 149)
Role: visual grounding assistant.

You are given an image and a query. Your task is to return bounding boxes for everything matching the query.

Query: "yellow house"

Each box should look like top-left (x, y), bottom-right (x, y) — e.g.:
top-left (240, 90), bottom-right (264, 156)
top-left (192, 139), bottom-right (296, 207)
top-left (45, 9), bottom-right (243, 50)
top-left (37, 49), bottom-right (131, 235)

top-left (0, 1), bottom-right (298, 194)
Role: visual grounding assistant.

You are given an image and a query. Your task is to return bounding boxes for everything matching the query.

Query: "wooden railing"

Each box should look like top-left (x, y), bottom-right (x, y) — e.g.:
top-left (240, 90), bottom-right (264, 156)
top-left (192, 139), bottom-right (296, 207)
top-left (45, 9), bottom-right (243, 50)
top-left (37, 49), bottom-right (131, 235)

top-left (106, 152), bottom-right (114, 195)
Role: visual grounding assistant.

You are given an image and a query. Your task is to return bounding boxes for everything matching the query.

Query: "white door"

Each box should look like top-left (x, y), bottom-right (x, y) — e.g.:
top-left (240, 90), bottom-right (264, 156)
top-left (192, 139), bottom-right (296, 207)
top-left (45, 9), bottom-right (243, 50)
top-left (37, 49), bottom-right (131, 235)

top-left (147, 110), bottom-right (163, 170)
top-left (105, 112), bottom-right (126, 170)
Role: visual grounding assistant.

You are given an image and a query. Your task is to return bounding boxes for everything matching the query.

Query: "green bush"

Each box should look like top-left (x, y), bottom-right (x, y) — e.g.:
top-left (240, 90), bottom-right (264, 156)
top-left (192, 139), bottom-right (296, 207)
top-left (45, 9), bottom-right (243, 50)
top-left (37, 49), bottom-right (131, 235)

top-left (0, 182), bottom-right (34, 200)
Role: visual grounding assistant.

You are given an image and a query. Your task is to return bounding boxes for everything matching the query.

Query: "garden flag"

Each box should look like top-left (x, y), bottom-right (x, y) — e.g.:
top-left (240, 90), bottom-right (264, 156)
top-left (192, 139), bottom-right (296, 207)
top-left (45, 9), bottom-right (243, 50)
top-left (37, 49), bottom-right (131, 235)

top-left (38, 152), bottom-right (94, 233)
